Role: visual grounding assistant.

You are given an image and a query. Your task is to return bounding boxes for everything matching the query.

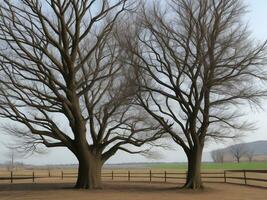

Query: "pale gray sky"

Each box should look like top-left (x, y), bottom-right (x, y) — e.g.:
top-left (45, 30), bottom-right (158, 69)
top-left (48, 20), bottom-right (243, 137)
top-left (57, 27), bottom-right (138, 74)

top-left (1, 0), bottom-right (267, 165)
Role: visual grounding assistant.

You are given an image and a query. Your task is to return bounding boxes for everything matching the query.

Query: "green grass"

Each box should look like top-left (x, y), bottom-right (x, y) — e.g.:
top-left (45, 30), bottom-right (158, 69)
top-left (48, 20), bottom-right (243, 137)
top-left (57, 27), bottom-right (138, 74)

top-left (146, 162), bottom-right (267, 170)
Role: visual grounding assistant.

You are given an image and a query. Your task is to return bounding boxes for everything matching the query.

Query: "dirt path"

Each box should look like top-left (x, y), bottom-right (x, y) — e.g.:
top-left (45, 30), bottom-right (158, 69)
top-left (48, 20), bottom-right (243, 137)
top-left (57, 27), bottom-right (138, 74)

top-left (0, 181), bottom-right (266, 200)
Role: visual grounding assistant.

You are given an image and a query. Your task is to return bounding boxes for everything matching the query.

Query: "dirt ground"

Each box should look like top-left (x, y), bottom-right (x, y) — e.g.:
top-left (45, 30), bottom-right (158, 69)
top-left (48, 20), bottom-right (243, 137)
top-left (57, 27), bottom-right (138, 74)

top-left (0, 181), bottom-right (266, 200)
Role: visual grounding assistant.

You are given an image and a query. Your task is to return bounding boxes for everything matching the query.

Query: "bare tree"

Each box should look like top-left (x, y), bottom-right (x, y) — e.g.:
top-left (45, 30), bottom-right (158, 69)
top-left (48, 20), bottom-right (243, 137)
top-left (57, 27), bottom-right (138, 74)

top-left (211, 149), bottom-right (224, 163)
top-left (245, 149), bottom-right (255, 162)
top-left (120, 0), bottom-right (267, 189)
top-left (0, 0), bottom-right (164, 189)
top-left (230, 144), bottom-right (247, 163)
top-left (5, 147), bottom-right (16, 170)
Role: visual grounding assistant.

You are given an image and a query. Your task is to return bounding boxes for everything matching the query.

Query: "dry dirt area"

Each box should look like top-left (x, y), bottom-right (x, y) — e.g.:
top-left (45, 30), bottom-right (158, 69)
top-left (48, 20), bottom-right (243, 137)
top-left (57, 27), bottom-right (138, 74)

top-left (0, 181), bottom-right (266, 200)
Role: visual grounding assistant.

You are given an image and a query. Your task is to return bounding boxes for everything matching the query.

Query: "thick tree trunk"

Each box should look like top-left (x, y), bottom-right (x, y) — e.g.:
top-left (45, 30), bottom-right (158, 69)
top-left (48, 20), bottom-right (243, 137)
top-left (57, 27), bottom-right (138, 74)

top-left (75, 154), bottom-right (103, 189)
top-left (183, 146), bottom-right (204, 190)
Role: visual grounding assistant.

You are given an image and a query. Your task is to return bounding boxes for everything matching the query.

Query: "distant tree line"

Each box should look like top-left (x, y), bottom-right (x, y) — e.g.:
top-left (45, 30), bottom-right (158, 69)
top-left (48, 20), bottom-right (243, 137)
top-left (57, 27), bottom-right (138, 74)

top-left (211, 143), bottom-right (256, 163)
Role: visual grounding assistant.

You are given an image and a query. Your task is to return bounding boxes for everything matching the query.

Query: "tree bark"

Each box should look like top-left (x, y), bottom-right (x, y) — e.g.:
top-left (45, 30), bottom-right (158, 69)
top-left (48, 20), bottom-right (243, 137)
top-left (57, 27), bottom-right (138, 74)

top-left (183, 146), bottom-right (204, 189)
top-left (75, 154), bottom-right (103, 189)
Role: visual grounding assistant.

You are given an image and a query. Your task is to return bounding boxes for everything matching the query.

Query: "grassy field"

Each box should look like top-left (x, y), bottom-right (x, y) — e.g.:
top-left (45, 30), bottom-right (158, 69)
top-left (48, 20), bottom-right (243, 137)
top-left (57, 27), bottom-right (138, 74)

top-left (146, 162), bottom-right (267, 170)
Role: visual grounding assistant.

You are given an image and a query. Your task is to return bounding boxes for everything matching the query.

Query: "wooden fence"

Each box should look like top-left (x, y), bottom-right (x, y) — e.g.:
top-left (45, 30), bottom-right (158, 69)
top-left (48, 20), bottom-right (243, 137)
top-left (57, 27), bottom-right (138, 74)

top-left (0, 169), bottom-right (266, 188)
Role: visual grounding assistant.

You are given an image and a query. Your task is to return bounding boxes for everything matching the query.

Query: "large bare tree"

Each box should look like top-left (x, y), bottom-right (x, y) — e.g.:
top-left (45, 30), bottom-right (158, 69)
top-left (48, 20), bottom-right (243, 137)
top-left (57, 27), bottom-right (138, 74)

top-left (120, 0), bottom-right (267, 189)
top-left (0, 0), bottom-right (164, 189)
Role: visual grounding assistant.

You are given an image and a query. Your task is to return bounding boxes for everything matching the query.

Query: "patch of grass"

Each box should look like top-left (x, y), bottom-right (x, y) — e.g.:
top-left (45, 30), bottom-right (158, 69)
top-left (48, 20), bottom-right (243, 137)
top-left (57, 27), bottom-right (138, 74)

top-left (146, 162), bottom-right (267, 170)
top-left (147, 163), bottom-right (187, 170)
top-left (201, 162), bottom-right (267, 170)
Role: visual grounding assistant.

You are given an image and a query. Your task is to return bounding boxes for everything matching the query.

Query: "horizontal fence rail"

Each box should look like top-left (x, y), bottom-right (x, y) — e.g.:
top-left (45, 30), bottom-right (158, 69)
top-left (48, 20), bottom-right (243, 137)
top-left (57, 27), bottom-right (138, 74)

top-left (223, 170), bottom-right (267, 188)
top-left (0, 169), bottom-right (266, 188)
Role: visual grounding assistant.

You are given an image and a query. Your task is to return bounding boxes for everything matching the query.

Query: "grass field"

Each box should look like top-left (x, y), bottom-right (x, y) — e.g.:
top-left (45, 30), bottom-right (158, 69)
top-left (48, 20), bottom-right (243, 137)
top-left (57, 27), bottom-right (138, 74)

top-left (146, 162), bottom-right (267, 170)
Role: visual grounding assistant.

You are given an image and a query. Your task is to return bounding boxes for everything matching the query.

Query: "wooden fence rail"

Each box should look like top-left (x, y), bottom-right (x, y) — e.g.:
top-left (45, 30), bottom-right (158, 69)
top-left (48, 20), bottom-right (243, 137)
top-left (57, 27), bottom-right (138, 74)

top-left (1, 169), bottom-right (266, 188)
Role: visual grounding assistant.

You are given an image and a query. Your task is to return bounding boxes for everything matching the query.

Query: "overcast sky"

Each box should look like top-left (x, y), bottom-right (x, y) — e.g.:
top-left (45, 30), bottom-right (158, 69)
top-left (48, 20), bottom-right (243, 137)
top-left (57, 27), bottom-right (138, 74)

top-left (1, 0), bottom-right (267, 165)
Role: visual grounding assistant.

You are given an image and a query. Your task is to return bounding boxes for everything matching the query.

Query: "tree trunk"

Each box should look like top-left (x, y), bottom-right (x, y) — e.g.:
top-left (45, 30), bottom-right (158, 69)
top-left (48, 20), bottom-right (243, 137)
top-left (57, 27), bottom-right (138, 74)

top-left (75, 154), bottom-right (103, 189)
top-left (183, 146), bottom-right (204, 189)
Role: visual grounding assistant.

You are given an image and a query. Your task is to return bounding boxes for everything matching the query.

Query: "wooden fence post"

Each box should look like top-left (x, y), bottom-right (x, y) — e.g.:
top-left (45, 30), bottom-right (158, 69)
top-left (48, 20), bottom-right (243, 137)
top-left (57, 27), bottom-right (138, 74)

top-left (128, 171), bottom-right (130, 181)
top-left (48, 170), bottom-right (51, 177)
top-left (149, 170), bottom-right (152, 182)
top-left (10, 171), bottom-right (13, 183)
top-left (224, 171), bottom-right (226, 183)
top-left (32, 171), bottom-right (35, 183)
top-left (61, 171), bottom-right (63, 180)
top-left (164, 171), bottom-right (167, 183)
top-left (243, 170), bottom-right (247, 185)
top-left (111, 171), bottom-right (114, 180)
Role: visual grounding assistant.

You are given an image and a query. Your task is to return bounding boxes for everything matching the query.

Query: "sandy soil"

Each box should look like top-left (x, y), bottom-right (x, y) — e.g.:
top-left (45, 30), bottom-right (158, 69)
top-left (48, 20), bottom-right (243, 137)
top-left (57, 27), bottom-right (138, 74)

top-left (0, 181), bottom-right (266, 200)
